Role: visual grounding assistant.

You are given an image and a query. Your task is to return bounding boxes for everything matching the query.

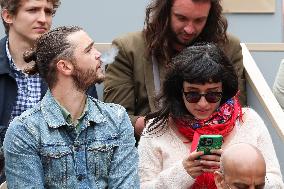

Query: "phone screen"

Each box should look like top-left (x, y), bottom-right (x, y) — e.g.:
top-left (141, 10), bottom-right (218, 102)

top-left (197, 135), bottom-right (223, 155)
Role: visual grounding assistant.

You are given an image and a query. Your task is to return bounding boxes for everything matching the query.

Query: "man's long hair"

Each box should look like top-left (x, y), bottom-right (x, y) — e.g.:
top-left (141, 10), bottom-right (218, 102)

top-left (143, 0), bottom-right (228, 64)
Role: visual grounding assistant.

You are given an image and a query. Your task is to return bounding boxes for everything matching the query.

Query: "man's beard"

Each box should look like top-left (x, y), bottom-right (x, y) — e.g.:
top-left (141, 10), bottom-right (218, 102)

top-left (170, 29), bottom-right (197, 48)
top-left (72, 65), bottom-right (105, 92)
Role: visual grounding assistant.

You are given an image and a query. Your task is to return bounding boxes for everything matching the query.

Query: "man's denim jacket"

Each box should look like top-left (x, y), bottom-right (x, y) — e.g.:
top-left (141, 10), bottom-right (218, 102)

top-left (4, 90), bottom-right (139, 189)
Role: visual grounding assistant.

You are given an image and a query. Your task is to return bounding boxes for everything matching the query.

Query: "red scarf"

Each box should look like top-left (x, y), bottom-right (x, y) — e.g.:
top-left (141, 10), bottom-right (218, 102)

top-left (173, 97), bottom-right (242, 189)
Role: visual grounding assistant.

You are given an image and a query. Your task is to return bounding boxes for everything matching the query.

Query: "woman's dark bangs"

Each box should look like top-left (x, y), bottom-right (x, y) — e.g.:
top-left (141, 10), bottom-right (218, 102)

top-left (184, 60), bottom-right (223, 84)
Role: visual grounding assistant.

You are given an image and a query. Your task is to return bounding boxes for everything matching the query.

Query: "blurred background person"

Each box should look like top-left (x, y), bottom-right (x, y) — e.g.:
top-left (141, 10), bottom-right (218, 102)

top-left (273, 59), bottom-right (284, 110)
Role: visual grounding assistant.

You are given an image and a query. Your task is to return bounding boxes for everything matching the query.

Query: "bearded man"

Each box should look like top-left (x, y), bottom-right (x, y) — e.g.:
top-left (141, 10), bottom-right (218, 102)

top-left (3, 26), bottom-right (139, 189)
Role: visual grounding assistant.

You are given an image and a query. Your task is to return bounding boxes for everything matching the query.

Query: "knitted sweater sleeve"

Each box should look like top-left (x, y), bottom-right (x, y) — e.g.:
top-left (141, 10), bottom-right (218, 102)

top-left (241, 108), bottom-right (284, 188)
top-left (138, 135), bottom-right (195, 189)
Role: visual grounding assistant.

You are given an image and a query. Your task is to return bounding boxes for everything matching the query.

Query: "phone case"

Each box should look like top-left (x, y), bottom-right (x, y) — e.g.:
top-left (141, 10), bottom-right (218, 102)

top-left (197, 135), bottom-right (223, 155)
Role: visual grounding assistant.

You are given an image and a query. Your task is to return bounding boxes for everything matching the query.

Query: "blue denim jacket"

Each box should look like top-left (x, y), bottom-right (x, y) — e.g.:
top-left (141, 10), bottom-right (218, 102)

top-left (4, 90), bottom-right (139, 189)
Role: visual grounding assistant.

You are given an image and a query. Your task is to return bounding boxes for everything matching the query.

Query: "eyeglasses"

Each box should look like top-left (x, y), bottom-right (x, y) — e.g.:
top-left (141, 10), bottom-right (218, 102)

top-left (183, 91), bottom-right (222, 103)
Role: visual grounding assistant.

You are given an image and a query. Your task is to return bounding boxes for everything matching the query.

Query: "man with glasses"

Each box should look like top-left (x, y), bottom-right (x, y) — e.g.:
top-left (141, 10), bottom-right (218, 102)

top-left (214, 143), bottom-right (267, 189)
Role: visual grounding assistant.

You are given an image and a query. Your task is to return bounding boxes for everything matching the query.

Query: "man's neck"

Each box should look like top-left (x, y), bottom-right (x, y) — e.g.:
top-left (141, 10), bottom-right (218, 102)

top-left (8, 32), bottom-right (34, 70)
top-left (51, 84), bottom-right (87, 122)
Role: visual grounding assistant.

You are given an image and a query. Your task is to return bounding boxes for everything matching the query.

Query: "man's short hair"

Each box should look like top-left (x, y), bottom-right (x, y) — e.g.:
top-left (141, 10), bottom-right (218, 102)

top-left (0, 0), bottom-right (61, 34)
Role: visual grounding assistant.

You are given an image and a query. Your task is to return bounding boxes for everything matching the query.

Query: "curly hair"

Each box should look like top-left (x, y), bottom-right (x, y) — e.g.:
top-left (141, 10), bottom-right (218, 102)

top-left (144, 0), bottom-right (227, 65)
top-left (145, 43), bottom-right (238, 132)
top-left (23, 26), bottom-right (82, 89)
top-left (0, 0), bottom-right (61, 34)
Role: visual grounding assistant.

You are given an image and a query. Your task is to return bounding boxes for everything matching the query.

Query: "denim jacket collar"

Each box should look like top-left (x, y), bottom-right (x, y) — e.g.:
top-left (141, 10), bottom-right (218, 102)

top-left (40, 90), bottom-right (105, 129)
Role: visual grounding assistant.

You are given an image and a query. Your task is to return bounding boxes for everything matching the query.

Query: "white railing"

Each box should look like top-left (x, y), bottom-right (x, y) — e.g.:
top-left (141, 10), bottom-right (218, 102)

top-left (246, 43), bottom-right (284, 52)
top-left (241, 43), bottom-right (284, 141)
top-left (95, 43), bottom-right (112, 52)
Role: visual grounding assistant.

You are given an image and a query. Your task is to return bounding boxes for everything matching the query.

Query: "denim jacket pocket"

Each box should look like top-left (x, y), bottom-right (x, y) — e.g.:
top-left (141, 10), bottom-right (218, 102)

top-left (40, 145), bottom-right (73, 187)
top-left (87, 142), bottom-right (115, 179)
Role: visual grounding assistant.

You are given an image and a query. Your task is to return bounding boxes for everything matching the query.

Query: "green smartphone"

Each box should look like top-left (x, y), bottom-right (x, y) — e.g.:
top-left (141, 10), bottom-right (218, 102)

top-left (197, 135), bottom-right (223, 155)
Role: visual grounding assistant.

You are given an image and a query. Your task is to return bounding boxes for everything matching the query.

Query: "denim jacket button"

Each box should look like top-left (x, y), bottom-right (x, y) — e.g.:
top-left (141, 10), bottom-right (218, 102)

top-left (73, 146), bottom-right (79, 152)
top-left (77, 175), bottom-right (84, 181)
top-left (73, 142), bottom-right (80, 151)
top-left (73, 142), bottom-right (79, 147)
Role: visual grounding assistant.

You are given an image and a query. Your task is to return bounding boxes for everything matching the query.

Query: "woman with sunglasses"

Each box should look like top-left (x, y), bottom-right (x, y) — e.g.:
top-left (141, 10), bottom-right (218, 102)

top-left (138, 43), bottom-right (283, 188)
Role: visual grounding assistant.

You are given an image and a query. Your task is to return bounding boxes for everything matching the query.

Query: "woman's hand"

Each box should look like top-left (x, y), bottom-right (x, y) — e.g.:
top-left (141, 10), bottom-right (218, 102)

top-left (182, 151), bottom-right (204, 178)
top-left (199, 149), bottom-right (223, 173)
top-left (183, 149), bottom-right (223, 178)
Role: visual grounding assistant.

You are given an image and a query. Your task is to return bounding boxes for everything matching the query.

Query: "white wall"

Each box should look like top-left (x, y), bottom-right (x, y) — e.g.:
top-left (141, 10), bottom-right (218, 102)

top-left (53, 0), bottom-right (149, 42)
top-left (226, 0), bottom-right (283, 43)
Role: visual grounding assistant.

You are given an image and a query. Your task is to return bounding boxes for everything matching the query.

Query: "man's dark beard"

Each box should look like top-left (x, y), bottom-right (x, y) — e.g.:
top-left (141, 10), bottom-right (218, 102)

top-left (72, 66), bottom-right (100, 92)
top-left (169, 30), bottom-right (198, 49)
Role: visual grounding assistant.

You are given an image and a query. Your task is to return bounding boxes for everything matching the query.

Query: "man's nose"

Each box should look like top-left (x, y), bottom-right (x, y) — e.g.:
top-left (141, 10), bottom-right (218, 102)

top-left (94, 49), bottom-right (101, 60)
top-left (38, 11), bottom-right (47, 22)
top-left (184, 22), bottom-right (196, 34)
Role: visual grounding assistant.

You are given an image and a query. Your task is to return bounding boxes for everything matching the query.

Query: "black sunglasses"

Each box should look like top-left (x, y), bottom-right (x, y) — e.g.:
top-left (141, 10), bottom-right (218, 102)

top-left (183, 91), bottom-right (223, 103)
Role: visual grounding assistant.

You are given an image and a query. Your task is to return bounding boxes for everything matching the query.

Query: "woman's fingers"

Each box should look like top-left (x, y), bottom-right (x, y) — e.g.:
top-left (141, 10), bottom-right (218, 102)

top-left (202, 167), bottom-right (220, 173)
top-left (200, 154), bottom-right (221, 162)
top-left (188, 150), bottom-right (204, 160)
top-left (200, 159), bottom-right (220, 167)
top-left (199, 153), bottom-right (222, 173)
top-left (182, 151), bottom-right (205, 178)
top-left (210, 149), bottom-right (223, 155)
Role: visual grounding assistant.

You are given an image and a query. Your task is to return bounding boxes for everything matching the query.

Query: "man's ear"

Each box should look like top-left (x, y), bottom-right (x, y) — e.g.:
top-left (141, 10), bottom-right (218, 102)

top-left (214, 171), bottom-right (225, 189)
top-left (56, 60), bottom-right (73, 76)
top-left (1, 9), bottom-right (13, 24)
